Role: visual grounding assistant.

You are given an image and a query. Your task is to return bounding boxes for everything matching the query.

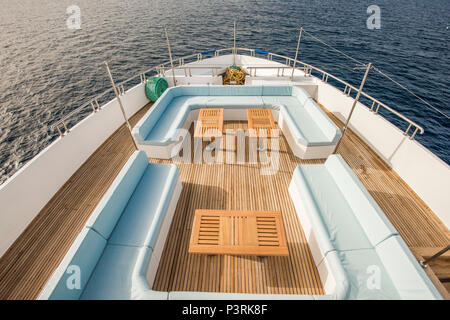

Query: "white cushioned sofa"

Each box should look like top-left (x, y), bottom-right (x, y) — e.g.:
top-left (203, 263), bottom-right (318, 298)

top-left (39, 151), bottom-right (182, 299)
top-left (132, 85), bottom-right (342, 160)
top-left (288, 154), bottom-right (442, 300)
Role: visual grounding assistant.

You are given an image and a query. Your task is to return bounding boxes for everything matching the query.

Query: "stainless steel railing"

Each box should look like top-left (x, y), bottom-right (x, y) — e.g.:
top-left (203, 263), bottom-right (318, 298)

top-left (52, 47), bottom-right (424, 140)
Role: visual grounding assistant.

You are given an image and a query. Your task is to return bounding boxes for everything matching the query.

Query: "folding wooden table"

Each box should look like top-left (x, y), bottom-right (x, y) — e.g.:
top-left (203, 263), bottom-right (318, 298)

top-left (194, 108), bottom-right (224, 138)
top-left (246, 109), bottom-right (276, 138)
top-left (189, 209), bottom-right (289, 256)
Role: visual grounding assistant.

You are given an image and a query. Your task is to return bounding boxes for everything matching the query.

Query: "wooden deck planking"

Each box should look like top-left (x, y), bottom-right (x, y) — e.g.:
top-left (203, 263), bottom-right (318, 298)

top-left (0, 101), bottom-right (447, 299)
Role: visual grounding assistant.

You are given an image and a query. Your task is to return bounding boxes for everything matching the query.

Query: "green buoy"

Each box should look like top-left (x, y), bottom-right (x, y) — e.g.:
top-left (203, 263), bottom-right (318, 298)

top-left (145, 77), bottom-right (168, 102)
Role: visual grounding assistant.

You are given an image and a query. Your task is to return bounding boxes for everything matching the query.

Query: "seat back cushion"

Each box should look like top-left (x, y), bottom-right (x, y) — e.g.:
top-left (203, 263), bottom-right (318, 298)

top-left (291, 166), bottom-right (335, 254)
top-left (41, 228), bottom-right (107, 300)
top-left (171, 85), bottom-right (210, 96)
top-left (282, 104), bottom-right (332, 146)
top-left (291, 86), bottom-right (311, 105)
top-left (133, 89), bottom-right (174, 141)
top-left (86, 151), bottom-right (149, 240)
top-left (303, 99), bottom-right (339, 142)
top-left (209, 85), bottom-right (263, 96)
top-left (81, 245), bottom-right (150, 300)
top-left (298, 164), bottom-right (373, 251)
top-left (262, 86), bottom-right (292, 96)
top-left (108, 163), bottom-right (180, 248)
top-left (144, 97), bottom-right (191, 143)
top-left (324, 155), bottom-right (398, 246)
top-left (205, 96), bottom-right (264, 108)
top-left (280, 106), bottom-right (308, 146)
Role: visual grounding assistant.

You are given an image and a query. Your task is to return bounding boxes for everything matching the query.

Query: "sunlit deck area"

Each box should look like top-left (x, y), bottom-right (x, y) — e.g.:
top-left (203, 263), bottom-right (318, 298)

top-left (0, 102), bottom-right (448, 299)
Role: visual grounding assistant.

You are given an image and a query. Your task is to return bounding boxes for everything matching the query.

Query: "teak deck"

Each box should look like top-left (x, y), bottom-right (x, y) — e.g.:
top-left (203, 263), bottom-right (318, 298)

top-left (0, 102), bottom-right (448, 299)
top-left (189, 210), bottom-right (289, 256)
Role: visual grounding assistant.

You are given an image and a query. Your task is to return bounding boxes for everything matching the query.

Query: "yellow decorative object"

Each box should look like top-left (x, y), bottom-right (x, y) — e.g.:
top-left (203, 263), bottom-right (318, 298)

top-left (222, 65), bottom-right (246, 85)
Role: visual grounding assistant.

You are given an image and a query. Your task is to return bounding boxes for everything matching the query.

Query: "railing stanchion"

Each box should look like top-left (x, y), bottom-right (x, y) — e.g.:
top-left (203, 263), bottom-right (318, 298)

top-left (62, 121), bottom-right (69, 134)
top-left (104, 61), bottom-right (138, 150)
top-left (410, 127), bottom-right (419, 140)
top-left (291, 27), bottom-right (303, 80)
top-left (334, 62), bottom-right (372, 153)
top-left (233, 21), bottom-right (237, 65)
top-left (56, 126), bottom-right (63, 137)
top-left (375, 103), bottom-right (381, 114)
top-left (164, 27), bottom-right (177, 87)
top-left (404, 124), bottom-right (412, 136)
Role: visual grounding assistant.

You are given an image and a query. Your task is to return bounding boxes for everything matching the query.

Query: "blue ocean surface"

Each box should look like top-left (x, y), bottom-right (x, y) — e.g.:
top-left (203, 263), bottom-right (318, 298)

top-left (0, 0), bottom-right (448, 184)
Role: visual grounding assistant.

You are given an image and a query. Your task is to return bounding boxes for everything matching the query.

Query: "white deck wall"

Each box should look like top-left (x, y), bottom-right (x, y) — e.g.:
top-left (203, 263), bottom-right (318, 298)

top-left (0, 83), bottom-right (149, 257)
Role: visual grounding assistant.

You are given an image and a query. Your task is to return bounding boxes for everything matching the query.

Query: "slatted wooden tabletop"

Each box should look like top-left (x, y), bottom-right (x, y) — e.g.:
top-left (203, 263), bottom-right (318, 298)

top-left (247, 109), bottom-right (276, 138)
top-left (189, 210), bottom-right (289, 256)
top-left (194, 108), bottom-right (224, 138)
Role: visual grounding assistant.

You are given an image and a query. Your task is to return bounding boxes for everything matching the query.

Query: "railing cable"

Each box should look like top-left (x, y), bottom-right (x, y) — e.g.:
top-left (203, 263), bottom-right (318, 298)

top-left (303, 29), bottom-right (449, 120)
top-left (372, 66), bottom-right (450, 119)
top-left (302, 30), bottom-right (365, 66)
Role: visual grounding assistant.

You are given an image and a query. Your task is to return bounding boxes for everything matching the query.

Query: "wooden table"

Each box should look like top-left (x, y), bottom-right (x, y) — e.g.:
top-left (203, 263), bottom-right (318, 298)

top-left (194, 108), bottom-right (224, 138)
top-left (189, 209), bottom-right (289, 256)
top-left (246, 109), bottom-right (276, 138)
